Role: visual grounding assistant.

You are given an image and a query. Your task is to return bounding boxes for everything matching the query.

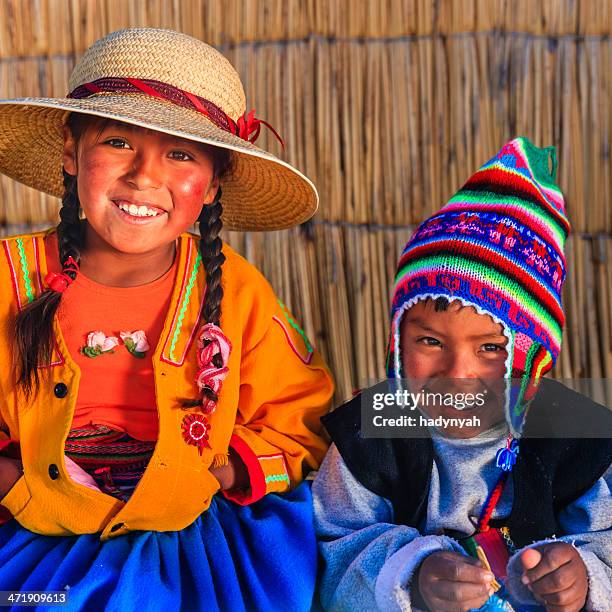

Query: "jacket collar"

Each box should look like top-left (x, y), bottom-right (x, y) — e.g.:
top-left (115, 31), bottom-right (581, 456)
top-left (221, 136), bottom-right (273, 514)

top-left (4, 230), bottom-right (204, 369)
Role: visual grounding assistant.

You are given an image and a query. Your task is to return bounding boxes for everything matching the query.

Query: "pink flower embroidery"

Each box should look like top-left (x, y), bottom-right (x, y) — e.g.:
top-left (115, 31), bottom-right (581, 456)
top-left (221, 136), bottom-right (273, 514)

top-left (120, 330), bottom-right (150, 358)
top-left (80, 331), bottom-right (119, 358)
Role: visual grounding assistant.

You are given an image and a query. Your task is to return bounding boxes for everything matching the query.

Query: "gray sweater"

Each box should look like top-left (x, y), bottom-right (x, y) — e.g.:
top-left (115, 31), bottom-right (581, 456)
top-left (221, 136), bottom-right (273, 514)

top-left (312, 429), bottom-right (612, 611)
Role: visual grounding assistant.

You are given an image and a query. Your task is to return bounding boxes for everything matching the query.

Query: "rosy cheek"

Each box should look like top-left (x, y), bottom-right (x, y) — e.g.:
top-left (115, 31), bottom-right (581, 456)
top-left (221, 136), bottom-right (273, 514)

top-left (80, 151), bottom-right (116, 173)
top-left (78, 158), bottom-right (113, 190)
top-left (175, 172), bottom-right (212, 198)
top-left (77, 170), bottom-right (101, 198)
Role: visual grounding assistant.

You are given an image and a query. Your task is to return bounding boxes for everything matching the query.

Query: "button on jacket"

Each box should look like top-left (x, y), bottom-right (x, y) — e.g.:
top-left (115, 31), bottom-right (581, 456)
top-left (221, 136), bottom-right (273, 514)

top-left (0, 230), bottom-right (334, 540)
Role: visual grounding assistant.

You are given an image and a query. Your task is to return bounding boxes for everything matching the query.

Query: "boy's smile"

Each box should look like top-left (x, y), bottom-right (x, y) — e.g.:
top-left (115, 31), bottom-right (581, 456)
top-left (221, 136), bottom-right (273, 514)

top-left (400, 299), bottom-right (509, 438)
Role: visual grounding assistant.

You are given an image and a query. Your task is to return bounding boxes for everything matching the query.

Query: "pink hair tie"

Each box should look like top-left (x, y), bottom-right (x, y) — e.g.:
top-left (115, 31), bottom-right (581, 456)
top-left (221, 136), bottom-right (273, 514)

top-left (45, 256), bottom-right (79, 293)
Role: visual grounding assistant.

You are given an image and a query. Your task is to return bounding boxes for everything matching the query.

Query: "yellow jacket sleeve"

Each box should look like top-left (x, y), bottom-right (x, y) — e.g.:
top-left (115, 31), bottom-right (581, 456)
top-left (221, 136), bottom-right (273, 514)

top-left (223, 299), bottom-right (334, 504)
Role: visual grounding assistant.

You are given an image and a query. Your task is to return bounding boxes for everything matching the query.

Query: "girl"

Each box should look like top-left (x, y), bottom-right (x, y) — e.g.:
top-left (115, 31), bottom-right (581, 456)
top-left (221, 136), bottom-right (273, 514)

top-left (0, 28), bottom-right (333, 610)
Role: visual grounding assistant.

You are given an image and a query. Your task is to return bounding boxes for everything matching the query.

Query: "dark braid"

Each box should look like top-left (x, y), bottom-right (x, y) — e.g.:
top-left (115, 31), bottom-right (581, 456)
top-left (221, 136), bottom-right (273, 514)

top-left (14, 168), bottom-right (82, 396)
top-left (57, 169), bottom-right (83, 275)
top-left (199, 188), bottom-right (225, 329)
top-left (194, 187), bottom-right (226, 405)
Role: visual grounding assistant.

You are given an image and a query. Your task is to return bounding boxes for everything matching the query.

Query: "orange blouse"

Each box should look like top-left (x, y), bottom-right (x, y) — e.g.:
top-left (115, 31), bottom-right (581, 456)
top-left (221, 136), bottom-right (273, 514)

top-left (46, 235), bottom-right (176, 441)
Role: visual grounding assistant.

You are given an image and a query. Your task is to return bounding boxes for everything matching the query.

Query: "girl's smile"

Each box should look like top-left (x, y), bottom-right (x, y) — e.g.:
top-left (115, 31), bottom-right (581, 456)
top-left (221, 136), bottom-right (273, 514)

top-left (62, 119), bottom-right (219, 258)
top-left (113, 198), bottom-right (167, 219)
top-left (63, 118), bottom-right (219, 286)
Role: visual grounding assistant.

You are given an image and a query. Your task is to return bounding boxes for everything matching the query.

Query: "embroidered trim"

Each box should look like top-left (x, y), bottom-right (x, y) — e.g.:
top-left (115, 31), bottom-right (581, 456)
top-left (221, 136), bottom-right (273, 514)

top-left (273, 303), bottom-right (315, 365)
top-left (4, 241), bottom-right (22, 310)
top-left (3, 236), bottom-right (64, 367)
top-left (278, 300), bottom-right (313, 353)
top-left (265, 474), bottom-right (290, 484)
top-left (16, 238), bottom-right (34, 303)
top-left (160, 239), bottom-right (192, 365)
top-left (258, 453), bottom-right (285, 461)
top-left (272, 317), bottom-right (314, 364)
top-left (159, 238), bottom-right (207, 367)
top-left (32, 235), bottom-right (44, 293)
top-left (169, 251), bottom-right (202, 362)
top-left (258, 453), bottom-right (290, 487)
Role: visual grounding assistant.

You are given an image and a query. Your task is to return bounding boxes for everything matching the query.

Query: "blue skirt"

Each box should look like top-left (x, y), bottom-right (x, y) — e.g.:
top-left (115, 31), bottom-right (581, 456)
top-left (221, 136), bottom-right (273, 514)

top-left (0, 483), bottom-right (316, 612)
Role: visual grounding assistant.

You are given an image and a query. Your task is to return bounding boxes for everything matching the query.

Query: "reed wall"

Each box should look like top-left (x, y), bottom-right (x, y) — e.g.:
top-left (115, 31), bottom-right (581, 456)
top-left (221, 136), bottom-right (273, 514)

top-left (0, 0), bottom-right (610, 401)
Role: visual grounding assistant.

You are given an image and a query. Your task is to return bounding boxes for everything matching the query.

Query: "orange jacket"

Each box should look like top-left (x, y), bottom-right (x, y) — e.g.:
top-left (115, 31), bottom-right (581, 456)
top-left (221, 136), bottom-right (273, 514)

top-left (0, 230), bottom-right (334, 540)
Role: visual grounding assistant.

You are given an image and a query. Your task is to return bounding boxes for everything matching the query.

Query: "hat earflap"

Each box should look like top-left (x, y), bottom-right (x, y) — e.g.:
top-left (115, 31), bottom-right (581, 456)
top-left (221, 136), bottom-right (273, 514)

top-left (506, 332), bottom-right (554, 437)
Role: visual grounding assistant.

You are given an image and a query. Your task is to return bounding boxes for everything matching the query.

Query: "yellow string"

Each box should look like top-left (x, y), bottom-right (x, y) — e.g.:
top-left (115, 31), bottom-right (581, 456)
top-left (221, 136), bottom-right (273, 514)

top-left (212, 453), bottom-right (229, 468)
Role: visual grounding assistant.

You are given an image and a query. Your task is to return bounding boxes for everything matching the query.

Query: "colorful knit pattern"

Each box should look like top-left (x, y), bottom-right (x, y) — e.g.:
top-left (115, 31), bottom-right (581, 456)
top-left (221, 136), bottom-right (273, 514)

top-left (386, 137), bottom-right (570, 435)
top-left (65, 425), bottom-right (155, 502)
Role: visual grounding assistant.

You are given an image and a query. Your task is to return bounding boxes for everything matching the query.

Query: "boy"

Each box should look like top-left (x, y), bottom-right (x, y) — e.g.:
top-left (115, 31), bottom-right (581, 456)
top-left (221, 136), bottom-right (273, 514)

top-left (313, 138), bottom-right (611, 611)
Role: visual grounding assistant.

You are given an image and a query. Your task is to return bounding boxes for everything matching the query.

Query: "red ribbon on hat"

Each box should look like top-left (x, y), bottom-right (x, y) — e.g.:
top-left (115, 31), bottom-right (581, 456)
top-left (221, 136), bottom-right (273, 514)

top-left (235, 110), bottom-right (284, 148)
top-left (68, 77), bottom-right (285, 149)
top-left (44, 256), bottom-right (79, 293)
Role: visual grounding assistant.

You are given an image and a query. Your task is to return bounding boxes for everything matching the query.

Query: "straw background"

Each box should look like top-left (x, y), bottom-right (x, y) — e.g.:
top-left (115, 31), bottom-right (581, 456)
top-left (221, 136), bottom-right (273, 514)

top-left (0, 1), bottom-right (610, 403)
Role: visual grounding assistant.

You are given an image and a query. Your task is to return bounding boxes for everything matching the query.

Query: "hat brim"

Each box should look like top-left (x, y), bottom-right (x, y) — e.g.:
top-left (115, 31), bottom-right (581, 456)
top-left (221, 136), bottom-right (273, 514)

top-left (0, 95), bottom-right (319, 231)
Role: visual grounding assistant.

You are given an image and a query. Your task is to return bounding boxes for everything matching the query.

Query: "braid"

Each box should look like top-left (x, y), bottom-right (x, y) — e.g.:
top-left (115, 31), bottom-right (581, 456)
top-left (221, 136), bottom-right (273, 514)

top-left (57, 169), bottom-right (83, 275)
top-left (199, 187), bottom-right (225, 328)
top-left (191, 187), bottom-right (225, 405)
top-left (14, 168), bottom-right (82, 395)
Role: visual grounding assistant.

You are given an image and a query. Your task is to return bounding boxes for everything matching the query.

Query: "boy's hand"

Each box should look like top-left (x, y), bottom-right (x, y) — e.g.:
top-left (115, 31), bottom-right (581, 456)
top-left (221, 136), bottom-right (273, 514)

top-left (0, 456), bottom-right (22, 498)
top-left (520, 543), bottom-right (588, 611)
top-left (413, 550), bottom-right (495, 611)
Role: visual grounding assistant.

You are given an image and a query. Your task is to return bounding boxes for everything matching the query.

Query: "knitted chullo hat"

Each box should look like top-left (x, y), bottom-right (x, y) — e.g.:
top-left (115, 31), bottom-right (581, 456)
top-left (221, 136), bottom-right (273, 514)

top-left (386, 137), bottom-right (570, 437)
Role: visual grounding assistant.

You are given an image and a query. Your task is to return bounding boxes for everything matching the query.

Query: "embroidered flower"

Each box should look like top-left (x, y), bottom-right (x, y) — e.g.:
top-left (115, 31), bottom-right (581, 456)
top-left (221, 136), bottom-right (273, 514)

top-left (181, 413), bottom-right (211, 456)
top-left (120, 330), bottom-right (150, 359)
top-left (80, 331), bottom-right (120, 358)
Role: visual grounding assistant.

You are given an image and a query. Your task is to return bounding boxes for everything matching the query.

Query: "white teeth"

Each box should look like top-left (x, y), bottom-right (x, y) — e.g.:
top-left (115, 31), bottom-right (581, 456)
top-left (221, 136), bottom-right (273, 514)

top-left (117, 201), bottom-right (159, 217)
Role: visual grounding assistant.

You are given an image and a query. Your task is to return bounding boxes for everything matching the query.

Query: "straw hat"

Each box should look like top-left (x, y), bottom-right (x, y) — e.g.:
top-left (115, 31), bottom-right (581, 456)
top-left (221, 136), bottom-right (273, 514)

top-left (0, 28), bottom-right (318, 231)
